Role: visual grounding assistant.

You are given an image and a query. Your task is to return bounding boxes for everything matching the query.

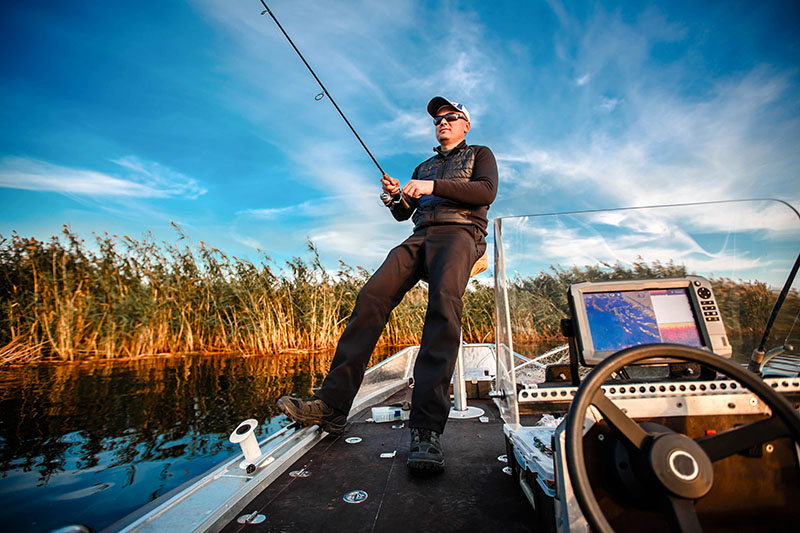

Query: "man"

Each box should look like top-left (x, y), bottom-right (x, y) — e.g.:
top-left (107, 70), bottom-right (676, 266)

top-left (278, 96), bottom-right (498, 471)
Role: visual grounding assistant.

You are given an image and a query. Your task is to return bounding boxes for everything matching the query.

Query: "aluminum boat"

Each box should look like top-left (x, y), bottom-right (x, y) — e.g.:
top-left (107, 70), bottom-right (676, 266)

top-left (108, 200), bottom-right (800, 532)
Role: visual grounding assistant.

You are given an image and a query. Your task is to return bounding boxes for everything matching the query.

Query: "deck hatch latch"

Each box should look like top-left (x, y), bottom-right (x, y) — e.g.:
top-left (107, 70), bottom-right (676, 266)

top-left (343, 490), bottom-right (369, 503)
top-left (237, 511), bottom-right (266, 524)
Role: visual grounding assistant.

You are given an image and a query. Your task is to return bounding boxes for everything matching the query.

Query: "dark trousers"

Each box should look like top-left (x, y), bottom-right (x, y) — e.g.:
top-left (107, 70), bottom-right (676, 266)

top-left (315, 225), bottom-right (485, 434)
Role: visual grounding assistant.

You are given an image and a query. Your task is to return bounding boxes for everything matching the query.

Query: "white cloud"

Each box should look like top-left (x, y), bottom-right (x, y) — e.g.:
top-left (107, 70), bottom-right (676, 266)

top-left (238, 193), bottom-right (373, 220)
top-left (232, 188), bottom-right (413, 267)
top-left (0, 156), bottom-right (206, 199)
top-left (112, 156), bottom-right (207, 199)
top-left (439, 51), bottom-right (496, 100)
top-left (598, 96), bottom-right (620, 112)
top-left (229, 230), bottom-right (262, 252)
top-left (385, 111), bottom-right (432, 142)
top-left (308, 228), bottom-right (393, 262)
top-left (240, 200), bottom-right (315, 220)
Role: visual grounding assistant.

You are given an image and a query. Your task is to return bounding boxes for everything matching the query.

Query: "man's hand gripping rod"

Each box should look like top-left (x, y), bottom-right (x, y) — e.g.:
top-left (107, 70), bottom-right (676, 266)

top-left (380, 175), bottom-right (411, 209)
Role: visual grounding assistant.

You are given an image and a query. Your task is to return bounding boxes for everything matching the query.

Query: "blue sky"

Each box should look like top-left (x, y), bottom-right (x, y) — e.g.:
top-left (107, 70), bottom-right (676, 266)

top-left (2, 0), bottom-right (799, 274)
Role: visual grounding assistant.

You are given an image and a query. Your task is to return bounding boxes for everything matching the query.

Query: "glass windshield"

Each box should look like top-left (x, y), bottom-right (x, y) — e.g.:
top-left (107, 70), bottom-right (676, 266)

top-left (493, 200), bottom-right (800, 424)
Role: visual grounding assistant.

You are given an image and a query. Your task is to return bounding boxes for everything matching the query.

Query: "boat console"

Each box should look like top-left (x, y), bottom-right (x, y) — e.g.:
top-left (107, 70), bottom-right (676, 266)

top-left (501, 275), bottom-right (800, 532)
top-left (504, 270), bottom-right (800, 531)
top-left (503, 279), bottom-right (800, 532)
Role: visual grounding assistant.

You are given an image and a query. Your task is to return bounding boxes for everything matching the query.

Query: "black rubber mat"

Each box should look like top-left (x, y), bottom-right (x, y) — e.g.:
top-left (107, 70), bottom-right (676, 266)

top-left (221, 391), bottom-right (535, 532)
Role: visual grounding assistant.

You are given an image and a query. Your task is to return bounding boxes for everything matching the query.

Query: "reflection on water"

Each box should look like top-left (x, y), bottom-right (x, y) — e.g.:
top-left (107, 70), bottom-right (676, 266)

top-left (0, 349), bottom-right (404, 532)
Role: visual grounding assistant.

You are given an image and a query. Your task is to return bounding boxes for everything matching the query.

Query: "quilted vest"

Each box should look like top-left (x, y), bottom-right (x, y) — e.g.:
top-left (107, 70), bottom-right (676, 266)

top-left (411, 143), bottom-right (478, 232)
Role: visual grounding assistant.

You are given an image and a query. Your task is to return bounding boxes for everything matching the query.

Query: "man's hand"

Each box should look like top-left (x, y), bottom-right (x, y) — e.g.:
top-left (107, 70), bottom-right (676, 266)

top-left (381, 174), bottom-right (400, 196)
top-left (401, 179), bottom-right (434, 199)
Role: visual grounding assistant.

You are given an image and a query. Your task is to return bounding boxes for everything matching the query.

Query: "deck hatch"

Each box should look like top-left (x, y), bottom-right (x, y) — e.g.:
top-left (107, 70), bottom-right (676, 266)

top-left (342, 490), bottom-right (368, 504)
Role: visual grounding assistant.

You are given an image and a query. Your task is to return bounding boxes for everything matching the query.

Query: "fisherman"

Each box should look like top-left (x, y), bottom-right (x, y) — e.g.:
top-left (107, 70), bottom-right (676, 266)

top-left (278, 96), bottom-right (498, 471)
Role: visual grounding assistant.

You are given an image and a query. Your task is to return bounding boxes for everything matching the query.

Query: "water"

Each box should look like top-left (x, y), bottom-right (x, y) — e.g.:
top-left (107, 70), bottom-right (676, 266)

top-left (0, 350), bottom-right (357, 532)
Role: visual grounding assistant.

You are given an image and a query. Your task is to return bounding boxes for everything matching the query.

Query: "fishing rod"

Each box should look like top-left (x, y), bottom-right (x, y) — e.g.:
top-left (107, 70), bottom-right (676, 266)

top-left (748, 248), bottom-right (800, 374)
top-left (258, 1), bottom-right (406, 208)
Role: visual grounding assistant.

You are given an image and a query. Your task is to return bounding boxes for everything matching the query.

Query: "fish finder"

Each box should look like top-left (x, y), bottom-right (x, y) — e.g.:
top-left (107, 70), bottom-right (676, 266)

top-left (567, 276), bottom-right (732, 366)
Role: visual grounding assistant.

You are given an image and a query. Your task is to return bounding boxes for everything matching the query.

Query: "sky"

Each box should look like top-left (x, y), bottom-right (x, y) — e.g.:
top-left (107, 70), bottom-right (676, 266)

top-left (2, 0), bottom-right (799, 276)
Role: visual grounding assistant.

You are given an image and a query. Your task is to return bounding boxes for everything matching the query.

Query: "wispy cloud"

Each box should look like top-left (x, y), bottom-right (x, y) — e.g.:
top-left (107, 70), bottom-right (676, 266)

top-left (597, 96), bottom-right (621, 112)
top-left (238, 193), bottom-right (370, 220)
top-left (0, 156), bottom-right (206, 199)
top-left (111, 156), bottom-right (207, 198)
top-left (229, 230), bottom-right (262, 252)
top-left (232, 189), bottom-right (412, 265)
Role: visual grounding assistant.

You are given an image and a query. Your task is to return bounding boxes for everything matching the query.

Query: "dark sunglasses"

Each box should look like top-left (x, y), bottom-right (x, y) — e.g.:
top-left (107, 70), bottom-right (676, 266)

top-left (433, 113), bottom-right (466, 125)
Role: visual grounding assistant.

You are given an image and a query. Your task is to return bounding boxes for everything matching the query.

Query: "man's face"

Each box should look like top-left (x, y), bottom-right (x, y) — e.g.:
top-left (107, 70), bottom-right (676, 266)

top-left (434, 106), bottom-right (470, 146)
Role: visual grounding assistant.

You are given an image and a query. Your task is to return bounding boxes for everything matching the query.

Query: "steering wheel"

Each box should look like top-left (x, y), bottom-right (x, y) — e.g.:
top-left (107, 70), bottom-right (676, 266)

top-left (565, 344), bottom-right (800, 533)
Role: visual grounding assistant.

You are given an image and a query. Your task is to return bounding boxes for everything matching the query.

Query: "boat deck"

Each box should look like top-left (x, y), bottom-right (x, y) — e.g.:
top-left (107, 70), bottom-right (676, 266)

top-left (220, 390), bottom-right (535, 532)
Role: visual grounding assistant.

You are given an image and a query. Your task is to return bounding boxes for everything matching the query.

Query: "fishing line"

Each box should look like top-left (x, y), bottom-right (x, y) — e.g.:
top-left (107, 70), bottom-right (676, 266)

top-left (784, 309), bottom-right (799, 344)
top-left (259, 1), bottom-right (386, 177)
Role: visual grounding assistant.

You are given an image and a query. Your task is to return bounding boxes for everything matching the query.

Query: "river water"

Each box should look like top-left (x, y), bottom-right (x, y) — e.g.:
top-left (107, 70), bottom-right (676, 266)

top-left (0, 349), bottom-right (398, 532)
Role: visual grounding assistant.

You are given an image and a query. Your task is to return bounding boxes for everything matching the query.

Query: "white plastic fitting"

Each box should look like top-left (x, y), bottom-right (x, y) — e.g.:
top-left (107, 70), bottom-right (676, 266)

top-left (229, 419), bottom-right (261, 470)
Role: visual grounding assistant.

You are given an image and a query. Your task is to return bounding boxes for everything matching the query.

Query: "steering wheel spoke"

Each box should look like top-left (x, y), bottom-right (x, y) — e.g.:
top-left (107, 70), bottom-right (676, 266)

top-left (695, 415), bottom-right (790, 462)
top-left (591, 389), bottom-right (648, 450)
top-left (664, 494), bottom-right (702, 533)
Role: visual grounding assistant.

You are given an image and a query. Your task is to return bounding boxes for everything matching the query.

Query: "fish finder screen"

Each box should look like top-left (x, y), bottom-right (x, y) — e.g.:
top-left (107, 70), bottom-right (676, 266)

top-left (583, 288), bottom-right (703, 352)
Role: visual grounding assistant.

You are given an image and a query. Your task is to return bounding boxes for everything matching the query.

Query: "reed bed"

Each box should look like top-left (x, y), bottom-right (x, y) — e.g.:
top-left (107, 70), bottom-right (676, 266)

top-left (0, 226), bottom-right (439, 364)
top-left (504, 260), bottom-right (799, 359)
top-left (0, 227), bottom-right (795, 364)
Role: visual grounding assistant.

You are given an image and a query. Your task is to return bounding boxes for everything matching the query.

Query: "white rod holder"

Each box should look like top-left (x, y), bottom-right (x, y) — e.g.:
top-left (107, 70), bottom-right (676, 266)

top-left (229, 419), bottom-right (262, 469)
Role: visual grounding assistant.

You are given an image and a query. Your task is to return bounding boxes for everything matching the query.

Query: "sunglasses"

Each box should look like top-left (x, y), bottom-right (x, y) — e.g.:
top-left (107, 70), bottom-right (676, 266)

top-left (433, 113), bottom-right (466, 125)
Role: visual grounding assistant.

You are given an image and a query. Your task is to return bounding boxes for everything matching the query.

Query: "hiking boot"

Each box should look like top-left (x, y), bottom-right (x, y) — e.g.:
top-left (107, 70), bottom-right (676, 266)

top-left (277, 396), bottom-right (347, 435)
top-left (407, 427), bottom-right (445, 471)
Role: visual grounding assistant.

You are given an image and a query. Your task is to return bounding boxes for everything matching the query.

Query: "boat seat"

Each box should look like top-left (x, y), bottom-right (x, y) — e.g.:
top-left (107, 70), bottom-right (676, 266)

top-left (420, 250), bottom-right (488, 284)
top-left (470, 250), bottom-right (489, 277)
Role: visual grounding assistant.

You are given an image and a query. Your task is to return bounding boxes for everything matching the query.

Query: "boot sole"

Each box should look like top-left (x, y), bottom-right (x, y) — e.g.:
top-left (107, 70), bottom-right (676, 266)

top-left (277, 398), bottom-right (346, 435)
top-left (407, 457), bottom-right (445, 471)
